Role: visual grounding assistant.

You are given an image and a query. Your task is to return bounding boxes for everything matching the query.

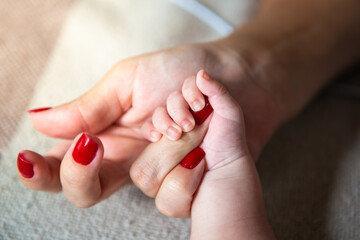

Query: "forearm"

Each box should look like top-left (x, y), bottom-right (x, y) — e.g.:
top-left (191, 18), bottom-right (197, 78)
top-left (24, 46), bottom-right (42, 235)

top-left (219, 0), bottom-right (360, 123)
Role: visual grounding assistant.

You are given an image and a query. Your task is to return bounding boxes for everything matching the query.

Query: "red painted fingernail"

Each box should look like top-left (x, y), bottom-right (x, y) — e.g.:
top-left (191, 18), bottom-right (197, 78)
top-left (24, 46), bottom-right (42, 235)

top-left (17, 153), bottom-right (34, 178)
top-left (190, 96), bottom-right (213, 125)
top-left (181, 147), bottom-right (205, 169)
top-left (72, 133), bottom-right (98, 165)
top-left (28, 107), bottom-right (52, 113)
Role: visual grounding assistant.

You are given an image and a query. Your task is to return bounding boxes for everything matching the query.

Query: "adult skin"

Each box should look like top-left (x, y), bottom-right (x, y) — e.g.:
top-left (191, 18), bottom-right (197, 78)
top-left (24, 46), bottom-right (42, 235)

top-left (131, 70), bottom-right (277, 239)
top-left (18, 0), bottom-right (360, 208)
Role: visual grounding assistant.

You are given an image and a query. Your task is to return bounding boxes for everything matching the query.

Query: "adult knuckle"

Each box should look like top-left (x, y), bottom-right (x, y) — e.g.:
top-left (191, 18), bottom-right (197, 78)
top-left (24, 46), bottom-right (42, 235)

top-left (130, 162), bottom-right (159, 197)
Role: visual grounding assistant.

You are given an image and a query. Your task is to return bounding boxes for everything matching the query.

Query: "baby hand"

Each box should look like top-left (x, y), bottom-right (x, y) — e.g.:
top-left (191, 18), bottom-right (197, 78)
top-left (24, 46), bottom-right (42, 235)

top-left (131, 70), bottom-right (274, 239)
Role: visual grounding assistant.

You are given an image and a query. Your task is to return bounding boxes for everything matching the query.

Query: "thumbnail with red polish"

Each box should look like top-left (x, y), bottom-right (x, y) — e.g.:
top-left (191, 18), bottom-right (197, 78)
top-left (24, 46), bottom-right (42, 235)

top-left (181, 147), bottom-right (205, 169)
top-left (17, 153), bottom-right (34, 178)
top-left (28, 107), bottom-right (52, 113)
top-left (72, 133), bottom-right (98, 165)
top-left (190, 96), bottom-right (213, 125)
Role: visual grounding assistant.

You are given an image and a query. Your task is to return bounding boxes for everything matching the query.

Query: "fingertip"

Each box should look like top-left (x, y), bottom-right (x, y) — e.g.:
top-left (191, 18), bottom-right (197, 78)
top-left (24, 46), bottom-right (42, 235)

top-left (182, 76), bottom-right (205, 112)
top-left (180, 118), bottom-right (195, 133)
top-left (141, 122), bottom-right (163, 142)
top-left (190, 99), bottom-right (204, 112)
top-left (29, 103), bottom-right (82, 138)
top-left (195, 69), bottom-right (223, 98)
top-left (29, 82), bottom-right (122, 139)
top-left (180, 147), bottom-right (205, 169)
top-left (198, 69), bottom-right (211, 81)
top-left (28, 107), bottom-right (52, 114)
top-left (196, 69), bottom-right (209, 88)
top-left (196, 70), bottom-right (243, 123)
top-left (17, 150), bottom-right (62, 192)
top-left (166, 91), bottom-right (196, 132)
top-left (17, 150), bottom-right (50, 181)
top-left (153, 107), bottom-right (182, 141)
top-left (189, 96), bottom-right (214, 126)
top-left (71, 133), bottom-right (102, 166)
top-left (166, 125), bottom-right (183, 141)
top-left (17, 151), bottom-right (35, 179)
top-left (61, 132), bottom-right (104, 179)
top-left (150, 130), bottom-right (162, 142)
top-left (61, 132), bottom-right (104, 207)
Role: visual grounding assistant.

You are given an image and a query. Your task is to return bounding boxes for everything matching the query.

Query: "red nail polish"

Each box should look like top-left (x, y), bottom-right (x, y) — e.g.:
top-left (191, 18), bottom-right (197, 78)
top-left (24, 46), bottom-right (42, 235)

top-left (181, 147), bottom-right (205, 169)
top-left (28, 107), bottom-right (52, 113)
top-left (190, 96), bottom-right (213, 125)
top-left (72, 133), bottom-right (98, 165)
top-left (17, 153), bottom-right (34, 178)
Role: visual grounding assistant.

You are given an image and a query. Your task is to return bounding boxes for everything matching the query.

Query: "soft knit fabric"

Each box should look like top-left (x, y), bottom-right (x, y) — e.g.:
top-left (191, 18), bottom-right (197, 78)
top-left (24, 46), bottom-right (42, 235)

top-left (1, 0), bottom-right (359, 239)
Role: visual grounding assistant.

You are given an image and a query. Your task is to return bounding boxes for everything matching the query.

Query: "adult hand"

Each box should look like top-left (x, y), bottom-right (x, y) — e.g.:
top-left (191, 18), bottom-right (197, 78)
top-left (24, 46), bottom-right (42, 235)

top-left (19, 0), bottom-right (360, 208)
top-left (18, 43), bottom-right (280, 207)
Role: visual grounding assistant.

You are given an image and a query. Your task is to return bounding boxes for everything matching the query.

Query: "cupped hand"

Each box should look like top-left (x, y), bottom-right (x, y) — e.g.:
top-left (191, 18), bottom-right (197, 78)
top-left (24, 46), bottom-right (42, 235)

top-left (17, 43), bottom-right (236, 207)
top-left (17, 42), bottom-right (280, 208)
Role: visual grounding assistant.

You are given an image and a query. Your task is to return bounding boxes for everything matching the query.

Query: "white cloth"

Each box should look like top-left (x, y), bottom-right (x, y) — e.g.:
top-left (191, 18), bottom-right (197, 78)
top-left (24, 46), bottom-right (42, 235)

top-left (1, 0), bottom-right (258, 239)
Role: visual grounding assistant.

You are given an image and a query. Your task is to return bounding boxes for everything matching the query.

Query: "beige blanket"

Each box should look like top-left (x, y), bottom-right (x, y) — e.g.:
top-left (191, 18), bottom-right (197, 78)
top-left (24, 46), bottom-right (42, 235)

top-left (1, 0), bottom-right (359, 239)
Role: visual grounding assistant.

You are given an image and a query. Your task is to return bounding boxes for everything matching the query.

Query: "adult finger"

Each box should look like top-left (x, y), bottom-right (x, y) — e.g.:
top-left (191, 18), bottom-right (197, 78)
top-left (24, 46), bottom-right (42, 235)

top-left (130, 122), bottom-right (208, 198)
top-left (59, 133), bottom-right (104, 208)
top-left (28, 61), bottom-right (136, 139)
top-left (155, 147), bottom-right (205, 218)
top-left (60, 132), bottom-right (145, 208)
top-left (17, 140), bottom-right (72, 192)
top-left (17, 151), bottom-right (62, 192)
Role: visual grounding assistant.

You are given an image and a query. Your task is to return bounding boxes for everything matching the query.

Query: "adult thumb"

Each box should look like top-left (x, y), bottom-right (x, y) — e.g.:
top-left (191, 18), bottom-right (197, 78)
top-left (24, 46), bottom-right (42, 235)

top-left (28, 63), bottom-right (133, 139)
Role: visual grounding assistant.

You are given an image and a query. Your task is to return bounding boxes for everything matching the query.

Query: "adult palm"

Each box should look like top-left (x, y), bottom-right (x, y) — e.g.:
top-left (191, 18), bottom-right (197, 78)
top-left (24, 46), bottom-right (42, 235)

top-left (20, 43), bottom-right (279, 207)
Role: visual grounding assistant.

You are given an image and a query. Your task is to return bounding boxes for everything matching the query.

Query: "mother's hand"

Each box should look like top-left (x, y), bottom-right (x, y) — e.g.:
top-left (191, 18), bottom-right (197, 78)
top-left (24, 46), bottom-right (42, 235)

top-left (17, 43), bottom-right (248, 207)
top-left (17, 41), bottom-right (279, 207)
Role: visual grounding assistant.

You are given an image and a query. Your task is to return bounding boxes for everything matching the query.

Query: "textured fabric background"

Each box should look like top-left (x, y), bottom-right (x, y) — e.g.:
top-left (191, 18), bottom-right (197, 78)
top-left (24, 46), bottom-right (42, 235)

top-left (0, 0), bottom-right (359, 239)
top-left (0, 0), bottom-right (74, 148)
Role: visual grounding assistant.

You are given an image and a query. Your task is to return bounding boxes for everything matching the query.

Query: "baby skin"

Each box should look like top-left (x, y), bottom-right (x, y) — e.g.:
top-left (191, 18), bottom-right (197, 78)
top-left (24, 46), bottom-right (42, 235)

top-left (130, 70), bottom-right (276, 239)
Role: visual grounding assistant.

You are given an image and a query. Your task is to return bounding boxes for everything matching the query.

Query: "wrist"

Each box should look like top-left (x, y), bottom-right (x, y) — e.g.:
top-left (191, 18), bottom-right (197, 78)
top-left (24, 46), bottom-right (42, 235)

top-left (191, 158), bottom-right (275, 240)
top-left (215, 0), bottom-right (360, 125)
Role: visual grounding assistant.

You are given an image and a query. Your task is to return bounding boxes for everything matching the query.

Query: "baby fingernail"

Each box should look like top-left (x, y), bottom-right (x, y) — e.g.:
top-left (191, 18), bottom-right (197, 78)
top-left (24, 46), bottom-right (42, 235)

top-left (181, 147), bottom-right (205, 169)
top-left (190, 96), bottom-right (213, 125)
top-left (166, 126), bottom-right (180, 139)
top-left (17, 153), bottom-right (34, 178)
top-left (191, 100), bottom-right (203, 112)
top-left (150, 131), bottom-right (161, 142)
top-left (202, 70), bottom-right (211, 80)
top-left (180, 119), bottom-right (192, 132)
top-left (72, 133), bottom-right (98, 165)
